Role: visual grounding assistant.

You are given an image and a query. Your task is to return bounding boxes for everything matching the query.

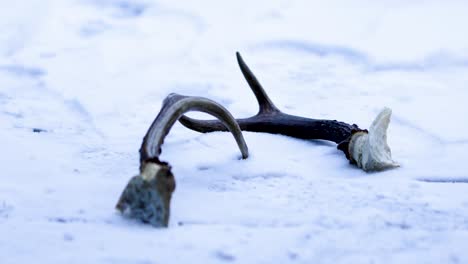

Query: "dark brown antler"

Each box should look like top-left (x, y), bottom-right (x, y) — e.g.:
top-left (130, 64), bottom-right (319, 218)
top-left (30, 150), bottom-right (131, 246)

top-left (117, 93), bottom-right (249, 227)
top-left (179, 52), bottom-right (362, 152)
top-left (180, 53), bottom-right (398, 172)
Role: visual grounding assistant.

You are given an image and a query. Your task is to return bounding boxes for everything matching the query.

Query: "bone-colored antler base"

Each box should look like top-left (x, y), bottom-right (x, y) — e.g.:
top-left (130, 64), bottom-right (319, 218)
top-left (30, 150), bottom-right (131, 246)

top-left (116, 161), bottom-right (175, 227)
top-left (348, 108), bottom-right (399, 171)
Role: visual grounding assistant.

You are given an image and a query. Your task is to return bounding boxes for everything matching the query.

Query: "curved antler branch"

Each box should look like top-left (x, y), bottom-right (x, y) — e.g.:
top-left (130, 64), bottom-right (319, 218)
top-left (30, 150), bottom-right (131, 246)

top-left (140, 93), bottom-right (249, 163)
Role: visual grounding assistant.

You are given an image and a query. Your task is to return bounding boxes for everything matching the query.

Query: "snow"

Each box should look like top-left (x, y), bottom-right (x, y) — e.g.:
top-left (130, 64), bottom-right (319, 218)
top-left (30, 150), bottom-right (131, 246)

top-left (1, 0), bottom-right (468, 263)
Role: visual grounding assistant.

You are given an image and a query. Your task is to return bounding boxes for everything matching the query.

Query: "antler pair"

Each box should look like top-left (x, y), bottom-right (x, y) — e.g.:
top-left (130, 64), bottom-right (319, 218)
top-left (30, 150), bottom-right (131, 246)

top-left (116, 94), bottom-right (248, 227)
top-left (116, 52), bottom-right (398, 227)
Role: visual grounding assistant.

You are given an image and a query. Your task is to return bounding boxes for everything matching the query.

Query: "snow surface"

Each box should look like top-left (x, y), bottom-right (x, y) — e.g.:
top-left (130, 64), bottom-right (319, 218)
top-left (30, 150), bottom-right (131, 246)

top-left (1, 0), bottom-right (468, 263)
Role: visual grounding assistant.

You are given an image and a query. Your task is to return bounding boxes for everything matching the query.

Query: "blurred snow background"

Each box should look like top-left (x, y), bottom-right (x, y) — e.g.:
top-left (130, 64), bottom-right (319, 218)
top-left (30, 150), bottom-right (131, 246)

top-left (1, 0), bottom-right (468, 263)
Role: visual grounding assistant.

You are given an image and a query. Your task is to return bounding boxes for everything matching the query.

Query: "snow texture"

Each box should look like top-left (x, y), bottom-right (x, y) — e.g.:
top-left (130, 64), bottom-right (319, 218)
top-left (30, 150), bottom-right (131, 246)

top-left (1, 0), bottom-right (468, 263)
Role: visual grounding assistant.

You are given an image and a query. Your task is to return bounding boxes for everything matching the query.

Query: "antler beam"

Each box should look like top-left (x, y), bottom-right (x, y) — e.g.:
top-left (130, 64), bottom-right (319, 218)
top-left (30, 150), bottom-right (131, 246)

top-left (180, 53), bottom-right (360, 144)
top-left (179, 52), bottom-right (398, 171)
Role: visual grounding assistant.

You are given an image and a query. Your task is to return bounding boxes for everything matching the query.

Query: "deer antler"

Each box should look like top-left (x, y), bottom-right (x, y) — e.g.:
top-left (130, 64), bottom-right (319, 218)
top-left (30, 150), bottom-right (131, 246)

top-left (179, 52), bottom-right (398, 171)
top-left (116, 93), bottom-right (249, 227)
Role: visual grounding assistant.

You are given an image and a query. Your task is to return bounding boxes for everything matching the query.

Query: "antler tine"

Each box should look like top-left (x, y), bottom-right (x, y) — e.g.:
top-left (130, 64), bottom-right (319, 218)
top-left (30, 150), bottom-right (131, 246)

top-left (236, 52), bottom-right (279, 114)
top-left (140, 93), bottom-right (249, 163)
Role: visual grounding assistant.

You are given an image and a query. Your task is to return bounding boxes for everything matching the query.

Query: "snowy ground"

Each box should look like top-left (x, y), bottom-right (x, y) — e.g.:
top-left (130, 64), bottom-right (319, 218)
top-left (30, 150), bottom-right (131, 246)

top-left (1, 0), bottom-right (468, 263)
